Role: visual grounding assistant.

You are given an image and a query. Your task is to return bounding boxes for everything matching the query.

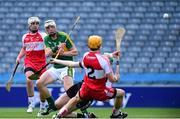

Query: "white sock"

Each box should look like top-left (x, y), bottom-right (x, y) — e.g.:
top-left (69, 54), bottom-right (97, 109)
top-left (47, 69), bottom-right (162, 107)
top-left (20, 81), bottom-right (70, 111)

top-left (40, 101), bottom-right (47, 109)
top-left (28, 96), bottom-right (35, 108)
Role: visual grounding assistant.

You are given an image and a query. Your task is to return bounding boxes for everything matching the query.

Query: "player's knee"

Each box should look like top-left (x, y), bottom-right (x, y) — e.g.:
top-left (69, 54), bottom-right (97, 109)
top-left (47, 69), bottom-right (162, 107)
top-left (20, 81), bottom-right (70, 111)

top-left (74, 95), bottom-right (81, 103)
top-left (116, 89), bottom-right (125, 98)
top-left (63, 77), bottom-right (73, 90)
top-left (36, 79), bottom-right (43, 89)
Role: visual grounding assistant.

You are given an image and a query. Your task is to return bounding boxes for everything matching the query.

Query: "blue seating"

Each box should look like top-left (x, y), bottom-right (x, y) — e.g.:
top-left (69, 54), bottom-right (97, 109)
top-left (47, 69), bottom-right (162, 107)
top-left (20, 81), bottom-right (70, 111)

top-left (139, 52), bottom-right (153, 57)
top-left (0, 0), bottom-right (180, 85)
top-left (151, 57), bottom-right (166, 63)
top-left (133, 63), bottom-right (147, 69)
top-left (151, 1), bottom-right (164, 7)
top-left (149, 63), bottom-right (163, 69)
top-left (129, 67), bottom-right (144, 73)
top-left (145, 67), bottom-right (160, 73)
top-left (161, 67), bottom-right (175, 73)
top-left (154, 52), bottom-right (168, 57)
top-left (136, 57), bottom-right (150, 63)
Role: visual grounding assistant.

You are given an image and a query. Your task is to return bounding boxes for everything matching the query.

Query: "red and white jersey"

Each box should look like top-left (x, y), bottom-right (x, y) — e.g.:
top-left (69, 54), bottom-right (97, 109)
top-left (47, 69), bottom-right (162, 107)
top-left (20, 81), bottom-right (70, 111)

top-left (22, 31), bottom-right (46, 68)
top-left (80, 51), bottom-right (113, 90)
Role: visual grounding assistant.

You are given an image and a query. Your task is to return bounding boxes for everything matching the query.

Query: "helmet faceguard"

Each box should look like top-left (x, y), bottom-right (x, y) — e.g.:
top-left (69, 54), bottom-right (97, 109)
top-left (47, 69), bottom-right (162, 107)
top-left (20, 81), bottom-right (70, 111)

top-left (44, 19), bottom-right (57, 36)
top-left (44, 19), bottom-right (56, 29)
top-left (28, 16), bottom-right (40, 26)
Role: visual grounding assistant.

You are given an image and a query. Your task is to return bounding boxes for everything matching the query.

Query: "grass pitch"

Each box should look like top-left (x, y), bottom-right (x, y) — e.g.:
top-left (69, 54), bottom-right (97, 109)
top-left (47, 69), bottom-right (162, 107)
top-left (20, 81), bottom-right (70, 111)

top-left (0, 107), bottom-right (180, 118)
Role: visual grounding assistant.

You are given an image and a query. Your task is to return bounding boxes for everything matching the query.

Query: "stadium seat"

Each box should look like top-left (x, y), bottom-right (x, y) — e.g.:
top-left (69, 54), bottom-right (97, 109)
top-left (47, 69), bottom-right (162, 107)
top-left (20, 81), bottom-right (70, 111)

top-left (136, 57), bottom-right (150, 63)
top-left (151, 57), bottom-right (166, 63)
top-left (145, 67), bottom-right (160, 73)
top-left (149, 63), bottom-right (163, 69)
top-left (0, 0), bottom-right (180, 85)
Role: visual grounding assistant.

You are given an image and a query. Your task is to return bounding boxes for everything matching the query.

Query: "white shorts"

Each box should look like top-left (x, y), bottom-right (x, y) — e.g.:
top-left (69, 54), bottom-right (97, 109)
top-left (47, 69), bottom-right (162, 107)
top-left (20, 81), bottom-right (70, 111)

top-left (47, 66), bottom-right (75, 83)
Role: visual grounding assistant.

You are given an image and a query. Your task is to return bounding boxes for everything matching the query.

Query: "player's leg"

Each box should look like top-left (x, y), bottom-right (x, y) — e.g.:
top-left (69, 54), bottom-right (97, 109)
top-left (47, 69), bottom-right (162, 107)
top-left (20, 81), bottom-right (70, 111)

top-left (37, 68), bottom-right (48, 117)
top-left (61, 67), bottom-right (74, 91)
top-left (52, 82), bottom-right (96, 118)
top-left (55, 93), bottom-right (82, 118)
top-left (24, 68), bottom-right (36, 113)
top-left (78, 100), bottom-right (97, 118)
top-left (54, 83), bottom-right (89, 118)
top-left (53, 94), bottom-right (84, 118)
top-left (37, 93), bottom-right (47, 117)
top-left (41, 92), bottom-right (70, 115)
top-left (110, 88), bottom-right (128, 118)
top-left (36, 68), bottom-right (57, 111)
top-left (55, 93), bottom-right (70, 108)
top-left (41, 81), bottom-right (81, 116)
top-left (42, 92), bottom-right (85, 118)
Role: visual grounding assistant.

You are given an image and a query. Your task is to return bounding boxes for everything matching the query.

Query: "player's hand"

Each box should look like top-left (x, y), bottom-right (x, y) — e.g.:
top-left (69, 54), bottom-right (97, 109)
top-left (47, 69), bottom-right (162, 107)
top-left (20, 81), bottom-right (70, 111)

top-left (58, 47), bottom-right (64, 55)
top-left (114, 73), bottom-right (120, 82)
top-left (112, 50), bottom-right (120, 59)
top-left (58, 43), bottom-right (66, 49)
top-left (16, 57), bottom-right (21, 64)
top-left (49, 58), bottom-right (55, 64)
top-left (58, 43), bottom-right (66, 55)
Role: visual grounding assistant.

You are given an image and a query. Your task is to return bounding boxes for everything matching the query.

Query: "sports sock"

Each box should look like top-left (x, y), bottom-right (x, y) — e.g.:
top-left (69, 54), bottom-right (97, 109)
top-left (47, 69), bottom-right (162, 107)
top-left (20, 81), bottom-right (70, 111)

top-left (28, 96), bottom-right (35, 108)
top-left (40, 101), bottom-right (47, 109)
top-left (77, 113), bottom-right (84, 118)
top-left (46, 96), bottom-right (57, 110)
top-left (81, 109), bottom-right (88, 117)
top-left (58, 107), bottom-right (68, 117)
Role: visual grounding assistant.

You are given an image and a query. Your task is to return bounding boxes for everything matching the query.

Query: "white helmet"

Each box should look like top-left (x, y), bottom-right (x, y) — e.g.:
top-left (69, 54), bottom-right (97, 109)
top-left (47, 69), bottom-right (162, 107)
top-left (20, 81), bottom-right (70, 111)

top-left (44, 19), bottom-right (56, 28)
top-left (28, 16), bottom-right (40, 26)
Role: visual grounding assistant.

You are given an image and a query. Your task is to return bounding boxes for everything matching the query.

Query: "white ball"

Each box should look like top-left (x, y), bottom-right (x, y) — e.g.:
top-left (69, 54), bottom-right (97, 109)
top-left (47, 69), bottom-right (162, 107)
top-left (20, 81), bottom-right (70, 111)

top-left (163, 13), bottom-right (169, 19)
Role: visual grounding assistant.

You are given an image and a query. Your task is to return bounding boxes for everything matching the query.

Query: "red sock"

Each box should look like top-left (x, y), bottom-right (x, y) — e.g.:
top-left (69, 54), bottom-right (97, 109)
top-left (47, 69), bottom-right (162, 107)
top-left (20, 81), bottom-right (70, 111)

top-left (58, 107), bottom-right (68, 117)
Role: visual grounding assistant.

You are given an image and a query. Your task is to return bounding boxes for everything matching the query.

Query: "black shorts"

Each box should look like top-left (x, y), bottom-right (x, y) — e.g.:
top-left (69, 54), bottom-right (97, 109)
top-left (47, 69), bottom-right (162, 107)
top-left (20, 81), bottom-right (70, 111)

top-left (66, 81), bottom-right (93, 110)
top-left (24, 67), bottom-right (36, 74)
top-left (66, 82), bottom-right (82, 98)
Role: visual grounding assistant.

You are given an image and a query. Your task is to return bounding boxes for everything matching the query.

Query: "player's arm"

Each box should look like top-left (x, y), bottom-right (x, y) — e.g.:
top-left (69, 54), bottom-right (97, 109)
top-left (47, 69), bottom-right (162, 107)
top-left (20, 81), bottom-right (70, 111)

top-left (103, 56), bottom-right (120, 82)
top-left (16, 35), bottom-right (26, 63)
top-left (45, 47), bottom-right (54, 57)
top-left (62, 46), bottom-right (78, 56)
top-left (104, 50), bottom-right (120, 62)
top-left (16, 47), bottom-right (25, 63)
top-left (44, 37), bottom-right (58, 57)
top-left (107, 72), bottom-right (119, 83)
top-left (60, 35), bottom-right (78, 56)
top-left (106, 63), bottom-right (120, 83)
top-left (50, 58), bottom-right (80, 68)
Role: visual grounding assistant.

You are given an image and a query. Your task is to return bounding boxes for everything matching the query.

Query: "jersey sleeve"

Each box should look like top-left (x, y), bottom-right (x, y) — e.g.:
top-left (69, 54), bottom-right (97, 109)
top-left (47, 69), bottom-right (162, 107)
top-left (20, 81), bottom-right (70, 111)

top-left (66, 38), bottom-right (74, 49)
top-left (97, 55), bottom-right (113, 74)
top-left (79, 52), bottom-right (89, 69)
top-left (103, 60), bottom-right (113, 74)
top-left (58, 32), bottom-right (74, 49)
top-left (22, 34), bottom-right (26, 48)
top-left (64, 33), bottom-right (74, 49)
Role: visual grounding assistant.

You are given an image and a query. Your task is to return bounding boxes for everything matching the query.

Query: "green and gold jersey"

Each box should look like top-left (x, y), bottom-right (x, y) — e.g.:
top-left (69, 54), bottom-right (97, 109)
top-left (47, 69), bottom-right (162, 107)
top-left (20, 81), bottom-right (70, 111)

top-left (44, 32), bottom-right (74, 68)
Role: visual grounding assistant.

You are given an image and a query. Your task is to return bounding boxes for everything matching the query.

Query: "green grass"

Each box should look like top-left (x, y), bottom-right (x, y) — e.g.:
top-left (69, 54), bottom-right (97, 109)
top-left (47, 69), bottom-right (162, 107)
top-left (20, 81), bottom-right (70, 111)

top-left (0, 108), bottom-right (180, 118)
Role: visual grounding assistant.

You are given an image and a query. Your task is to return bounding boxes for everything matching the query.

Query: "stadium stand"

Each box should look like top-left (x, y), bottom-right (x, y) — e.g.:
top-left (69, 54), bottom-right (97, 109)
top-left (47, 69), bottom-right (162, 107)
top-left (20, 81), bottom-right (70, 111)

top-left (0, 0), bottom-right (180, 84)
